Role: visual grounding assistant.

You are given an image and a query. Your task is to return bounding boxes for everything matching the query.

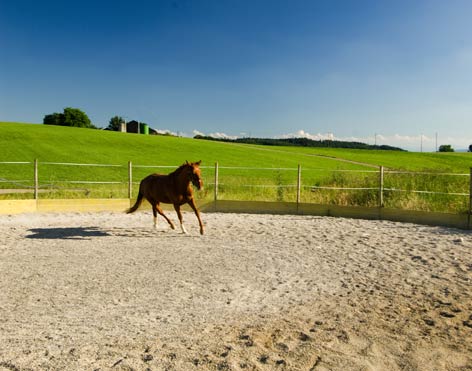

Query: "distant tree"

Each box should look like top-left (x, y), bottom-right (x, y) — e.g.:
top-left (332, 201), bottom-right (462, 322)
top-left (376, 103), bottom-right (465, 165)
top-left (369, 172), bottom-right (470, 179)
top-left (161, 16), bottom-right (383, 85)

top-left (107, 116), bottom-right (125, 131)
top-left (63, 107), bottom-right (94, 128)
top-left (43, 112), bottom-right (63, 126)
top-left (469, 144), bottom-right (472, 152)
top-left (43, 107), bottom-right (95, 128)
top-left (438, 144), bottom-right (454, 152)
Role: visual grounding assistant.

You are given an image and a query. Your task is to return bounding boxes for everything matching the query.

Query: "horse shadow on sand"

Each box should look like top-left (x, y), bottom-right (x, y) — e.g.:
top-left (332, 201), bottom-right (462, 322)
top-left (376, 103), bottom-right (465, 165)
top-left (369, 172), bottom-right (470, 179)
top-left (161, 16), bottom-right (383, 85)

top-left (26, 227), bottom-right (110, 240)
top-left (25, 227), bottom-right (180, 240)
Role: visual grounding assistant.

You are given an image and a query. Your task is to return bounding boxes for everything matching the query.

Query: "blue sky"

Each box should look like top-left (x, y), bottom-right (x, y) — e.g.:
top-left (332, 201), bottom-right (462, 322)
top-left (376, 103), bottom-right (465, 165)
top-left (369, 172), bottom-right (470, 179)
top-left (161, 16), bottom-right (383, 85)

top-left (1, 0), bottom-right (472, 151)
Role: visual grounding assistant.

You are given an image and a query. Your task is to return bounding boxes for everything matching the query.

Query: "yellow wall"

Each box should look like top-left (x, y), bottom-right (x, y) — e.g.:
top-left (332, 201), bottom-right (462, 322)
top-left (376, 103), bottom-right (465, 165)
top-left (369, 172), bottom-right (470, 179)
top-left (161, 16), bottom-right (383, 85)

top-left (0, 200), bottom-right (36, 214)
top-left (0, 198), bottom-right (469, 230)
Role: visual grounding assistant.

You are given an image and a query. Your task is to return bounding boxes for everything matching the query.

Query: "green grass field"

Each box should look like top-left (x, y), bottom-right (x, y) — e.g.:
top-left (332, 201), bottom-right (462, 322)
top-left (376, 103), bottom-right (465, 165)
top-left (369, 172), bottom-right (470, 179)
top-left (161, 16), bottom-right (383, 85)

top-left (1, 122), bottom-right (471, 213)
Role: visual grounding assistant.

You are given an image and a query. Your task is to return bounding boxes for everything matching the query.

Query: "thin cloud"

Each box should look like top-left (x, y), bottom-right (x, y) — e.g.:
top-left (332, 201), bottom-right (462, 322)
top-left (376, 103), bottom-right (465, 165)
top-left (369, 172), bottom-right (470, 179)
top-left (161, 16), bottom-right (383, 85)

top-left (193, 130), bottom-right (205, 137)
top-left (277, 130), bottom-right (334, 141)
top-left (155, 129), bottom-right (179, 136)
top-left (193, 130), bottom-right (238, 140)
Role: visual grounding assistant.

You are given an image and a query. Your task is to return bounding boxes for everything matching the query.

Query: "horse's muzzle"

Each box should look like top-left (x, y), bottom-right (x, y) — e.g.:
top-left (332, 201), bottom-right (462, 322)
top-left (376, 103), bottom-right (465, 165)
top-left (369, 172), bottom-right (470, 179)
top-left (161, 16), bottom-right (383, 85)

top-left (193, 179), bottom-right (203, 190)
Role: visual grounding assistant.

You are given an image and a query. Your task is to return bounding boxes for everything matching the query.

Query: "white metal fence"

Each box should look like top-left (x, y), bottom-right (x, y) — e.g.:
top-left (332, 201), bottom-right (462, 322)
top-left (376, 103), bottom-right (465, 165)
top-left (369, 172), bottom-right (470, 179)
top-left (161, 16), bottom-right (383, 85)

top-left (1, 160), bottom-right (471, 216)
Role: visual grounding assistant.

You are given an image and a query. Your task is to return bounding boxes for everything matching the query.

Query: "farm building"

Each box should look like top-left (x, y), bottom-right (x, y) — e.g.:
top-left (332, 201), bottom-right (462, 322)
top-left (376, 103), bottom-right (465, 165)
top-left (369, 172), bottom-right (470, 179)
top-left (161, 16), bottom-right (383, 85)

top-left (125, 120), bottom-right (155, 135)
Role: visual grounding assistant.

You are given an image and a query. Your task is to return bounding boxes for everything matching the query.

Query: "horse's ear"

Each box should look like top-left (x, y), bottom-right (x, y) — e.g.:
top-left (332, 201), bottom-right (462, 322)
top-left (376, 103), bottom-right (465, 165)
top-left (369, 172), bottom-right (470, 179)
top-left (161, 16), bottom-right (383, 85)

top-left (195, 160), bottom-right (202, 166)
top-left (185, 160), bottom-right (189, 165)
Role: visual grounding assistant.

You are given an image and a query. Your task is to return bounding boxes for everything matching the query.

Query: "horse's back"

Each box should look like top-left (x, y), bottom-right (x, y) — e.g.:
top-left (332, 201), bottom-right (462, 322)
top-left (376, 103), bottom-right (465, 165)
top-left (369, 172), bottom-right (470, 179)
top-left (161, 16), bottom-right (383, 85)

top-left (140, 173), bottom-right (172, 203)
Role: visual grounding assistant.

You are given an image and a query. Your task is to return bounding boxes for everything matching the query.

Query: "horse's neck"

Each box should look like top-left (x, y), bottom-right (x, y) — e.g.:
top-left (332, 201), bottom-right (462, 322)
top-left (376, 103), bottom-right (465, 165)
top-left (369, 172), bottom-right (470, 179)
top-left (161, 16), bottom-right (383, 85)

top-left (170, 171), bottom-right (191, 194)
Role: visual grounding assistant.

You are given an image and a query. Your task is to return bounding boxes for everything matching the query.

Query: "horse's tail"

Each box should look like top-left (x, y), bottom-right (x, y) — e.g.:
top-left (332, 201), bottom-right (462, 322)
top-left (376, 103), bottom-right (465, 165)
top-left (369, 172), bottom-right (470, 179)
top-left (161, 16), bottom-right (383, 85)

top-left (126, 191), bottom-right (144, 214)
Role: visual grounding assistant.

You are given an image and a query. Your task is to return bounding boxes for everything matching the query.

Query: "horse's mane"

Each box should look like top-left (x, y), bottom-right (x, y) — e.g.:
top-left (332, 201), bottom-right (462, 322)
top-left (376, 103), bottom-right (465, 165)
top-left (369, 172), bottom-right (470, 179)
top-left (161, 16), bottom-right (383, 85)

top-left (169, 163), bottom-right (191, 177)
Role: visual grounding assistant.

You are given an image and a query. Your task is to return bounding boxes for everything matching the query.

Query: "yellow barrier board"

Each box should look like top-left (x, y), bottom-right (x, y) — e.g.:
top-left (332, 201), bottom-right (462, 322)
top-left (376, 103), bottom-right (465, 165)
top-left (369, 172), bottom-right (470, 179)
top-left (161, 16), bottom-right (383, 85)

top-left (0, 199), bottom-right (469, 230)
top-left (0, 200), bottom-right (36, 215)
top-left (37, 199), bottom-right (131, 213)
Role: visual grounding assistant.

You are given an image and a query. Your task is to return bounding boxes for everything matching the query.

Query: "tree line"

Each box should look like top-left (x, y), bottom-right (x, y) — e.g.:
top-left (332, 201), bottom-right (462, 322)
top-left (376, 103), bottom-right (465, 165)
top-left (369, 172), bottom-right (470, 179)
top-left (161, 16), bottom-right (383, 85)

top-left (196, 135), bottom-right (470, 152)
top-left (194, 135), bottom-right (406, 151)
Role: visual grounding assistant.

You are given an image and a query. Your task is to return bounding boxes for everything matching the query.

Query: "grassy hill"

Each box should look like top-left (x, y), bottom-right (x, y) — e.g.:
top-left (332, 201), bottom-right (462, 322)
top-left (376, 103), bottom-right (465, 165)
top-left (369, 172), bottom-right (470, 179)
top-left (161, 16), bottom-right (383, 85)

top-left (0, 122), bottom-right (370, 169)
top-left (1, 122), bottom-right (470, 212)
top-left (1, 121), bottom-right (470, 170)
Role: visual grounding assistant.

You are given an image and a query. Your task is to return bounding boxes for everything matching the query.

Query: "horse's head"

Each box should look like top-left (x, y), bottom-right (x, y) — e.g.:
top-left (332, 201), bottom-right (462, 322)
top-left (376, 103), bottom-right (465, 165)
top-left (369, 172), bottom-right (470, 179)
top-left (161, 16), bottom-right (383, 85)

top-left (186, 160), bottom-right (203, 190)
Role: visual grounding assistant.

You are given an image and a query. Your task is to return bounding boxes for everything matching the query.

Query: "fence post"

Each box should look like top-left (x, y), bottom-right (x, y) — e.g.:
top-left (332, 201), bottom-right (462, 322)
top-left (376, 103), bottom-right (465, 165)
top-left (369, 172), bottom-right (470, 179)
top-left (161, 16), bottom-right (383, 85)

top-left (469, 167), bottom-right (472, 229)
top-left (379, 166), bottom-right (384, 208)
top-left (128, 161), bottom-right (132, 199)
top-left (296, 164), bottom-right (301, 212)
top-left (34, 159), bottom-right (38, 200)
top-left (214, 162), bottom-right (219, 202)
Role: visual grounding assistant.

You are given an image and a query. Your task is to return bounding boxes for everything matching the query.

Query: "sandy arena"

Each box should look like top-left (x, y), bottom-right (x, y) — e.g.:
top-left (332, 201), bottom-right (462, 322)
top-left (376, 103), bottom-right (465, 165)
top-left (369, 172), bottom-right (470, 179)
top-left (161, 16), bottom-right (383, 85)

top-left (0, 211), bottom-right (471, 371)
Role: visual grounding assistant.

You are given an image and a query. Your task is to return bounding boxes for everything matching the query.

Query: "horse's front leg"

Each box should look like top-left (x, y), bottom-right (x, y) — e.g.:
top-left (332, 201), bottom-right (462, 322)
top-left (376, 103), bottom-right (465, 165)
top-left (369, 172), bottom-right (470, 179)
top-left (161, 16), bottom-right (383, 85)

top-left (156, 203), bottom-right (175, 230)
top-left (173, 204), bottom-right (187, 234)
top-left (188, 198), bottom-right (204, 235)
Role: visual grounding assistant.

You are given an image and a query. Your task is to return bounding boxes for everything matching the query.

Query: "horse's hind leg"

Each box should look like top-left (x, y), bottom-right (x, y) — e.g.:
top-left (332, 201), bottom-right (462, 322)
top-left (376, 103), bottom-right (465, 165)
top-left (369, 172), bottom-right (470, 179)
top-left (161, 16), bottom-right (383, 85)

top-left (173, 204), bottom-right (187, 234)
top-left (156, 203), bottom-right (176, 230)
top-left (151, 203), bottom-right (158, 228)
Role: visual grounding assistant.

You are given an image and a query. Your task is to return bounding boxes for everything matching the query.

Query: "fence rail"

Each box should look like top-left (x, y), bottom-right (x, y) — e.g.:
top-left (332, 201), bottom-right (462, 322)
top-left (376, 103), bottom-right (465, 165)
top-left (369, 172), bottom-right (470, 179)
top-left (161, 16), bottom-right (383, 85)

top-left (0, 160), bottom-right (470, 217)
top-left (41, 162), bottom-right (123, 167)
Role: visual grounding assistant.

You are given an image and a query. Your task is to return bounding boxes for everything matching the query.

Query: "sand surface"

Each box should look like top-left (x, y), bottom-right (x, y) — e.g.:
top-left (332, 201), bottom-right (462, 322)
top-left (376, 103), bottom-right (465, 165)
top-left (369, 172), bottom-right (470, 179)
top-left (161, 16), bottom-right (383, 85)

top-left (0, 211), bottom-right (471, 371)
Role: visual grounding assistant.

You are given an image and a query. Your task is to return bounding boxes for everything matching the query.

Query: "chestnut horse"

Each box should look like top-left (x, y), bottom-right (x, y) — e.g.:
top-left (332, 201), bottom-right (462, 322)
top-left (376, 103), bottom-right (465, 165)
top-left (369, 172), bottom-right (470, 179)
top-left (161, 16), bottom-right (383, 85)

top-left (127, 161), bottom-right (204, 235)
